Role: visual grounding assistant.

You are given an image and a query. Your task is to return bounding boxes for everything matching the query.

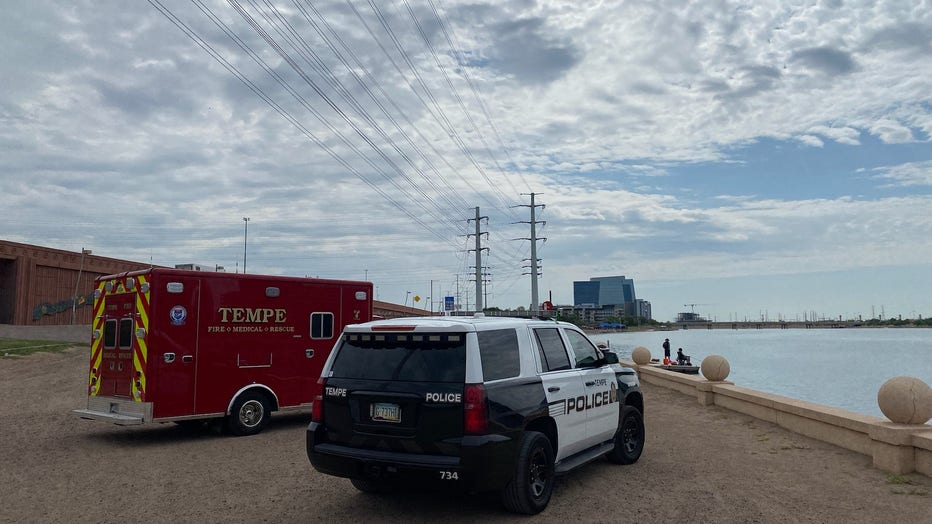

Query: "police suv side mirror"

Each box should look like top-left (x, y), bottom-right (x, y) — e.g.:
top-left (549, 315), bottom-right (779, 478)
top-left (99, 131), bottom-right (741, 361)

top-left (601, 351), bottom-right (619, 365)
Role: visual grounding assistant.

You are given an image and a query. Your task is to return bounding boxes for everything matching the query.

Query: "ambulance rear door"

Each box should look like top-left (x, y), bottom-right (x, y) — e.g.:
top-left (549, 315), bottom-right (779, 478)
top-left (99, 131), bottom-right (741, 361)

top-left (98, 293), bottom-right (136, 397)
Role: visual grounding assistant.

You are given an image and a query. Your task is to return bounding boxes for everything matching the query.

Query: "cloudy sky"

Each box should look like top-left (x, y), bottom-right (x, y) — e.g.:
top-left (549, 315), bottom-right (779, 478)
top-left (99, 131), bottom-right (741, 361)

top-left (2, 0), bottom-right (930, 321)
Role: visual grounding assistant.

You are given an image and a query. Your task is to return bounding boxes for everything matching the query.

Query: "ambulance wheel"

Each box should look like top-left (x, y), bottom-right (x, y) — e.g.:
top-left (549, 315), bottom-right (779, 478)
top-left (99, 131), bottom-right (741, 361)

top-left (501, 431), bottom-right (554, 515)
top-left (607, 405), bottom-right (644, 464)
top-left (173, 420), bottom-right (205, 430)
top-left (227, 391), bottom-right (271, 436)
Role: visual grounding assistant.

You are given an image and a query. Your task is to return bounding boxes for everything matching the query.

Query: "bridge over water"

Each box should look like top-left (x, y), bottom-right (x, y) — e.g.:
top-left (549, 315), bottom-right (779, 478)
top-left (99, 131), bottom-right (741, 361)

top-left (678, 320), bottom-right (864, 330)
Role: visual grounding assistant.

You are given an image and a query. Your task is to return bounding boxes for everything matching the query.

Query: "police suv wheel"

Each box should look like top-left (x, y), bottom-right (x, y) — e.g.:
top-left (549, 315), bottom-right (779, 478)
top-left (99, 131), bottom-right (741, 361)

top-left (227, 391), bottom-right (271, 436)
top-left (350, 478), bottom-right (390, 494)
top-left (607, 405), bottom-right (644, 465)
top-left (501, 431), bottom-right (554, 515)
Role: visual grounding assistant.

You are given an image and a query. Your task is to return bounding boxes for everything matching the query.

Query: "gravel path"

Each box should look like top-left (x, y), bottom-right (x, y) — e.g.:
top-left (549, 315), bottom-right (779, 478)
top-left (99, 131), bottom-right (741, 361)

top-left (1, 347), bottom-right (929, 523)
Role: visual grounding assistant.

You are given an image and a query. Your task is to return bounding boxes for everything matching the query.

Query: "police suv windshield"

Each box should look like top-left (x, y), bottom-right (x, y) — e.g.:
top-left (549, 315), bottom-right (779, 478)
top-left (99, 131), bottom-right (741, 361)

top-left (329, 332), bottom-right (466, 382)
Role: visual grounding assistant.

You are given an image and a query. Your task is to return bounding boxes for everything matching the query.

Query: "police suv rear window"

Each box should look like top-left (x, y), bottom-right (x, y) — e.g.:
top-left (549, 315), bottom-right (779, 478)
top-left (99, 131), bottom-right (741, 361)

top-left (477, 329), bottom-right (520, 381)
top-left (330, 333), bottom-right (466, 382)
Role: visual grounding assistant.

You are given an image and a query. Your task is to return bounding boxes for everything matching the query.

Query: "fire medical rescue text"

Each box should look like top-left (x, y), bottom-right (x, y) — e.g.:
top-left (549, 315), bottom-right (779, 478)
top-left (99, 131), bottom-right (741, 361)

top-left (207, 307), bottom-right (295, 333)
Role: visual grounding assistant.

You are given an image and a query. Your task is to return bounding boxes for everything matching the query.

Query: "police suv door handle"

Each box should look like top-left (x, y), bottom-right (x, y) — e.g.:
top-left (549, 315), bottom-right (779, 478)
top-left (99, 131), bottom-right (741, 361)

top-left (547, 386), bottom-right (561, 392)
top-left (585, 381), bottom-right (596, 387)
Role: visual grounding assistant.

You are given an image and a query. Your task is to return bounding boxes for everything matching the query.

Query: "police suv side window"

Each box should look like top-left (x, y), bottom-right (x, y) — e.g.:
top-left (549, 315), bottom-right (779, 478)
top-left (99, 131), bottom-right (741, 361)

top-left (477, 328), bottom-right (520, 381)
top-left (565, 329), bottom-right (600, 368)
top-left (533, 328), bottom-right (571, 372)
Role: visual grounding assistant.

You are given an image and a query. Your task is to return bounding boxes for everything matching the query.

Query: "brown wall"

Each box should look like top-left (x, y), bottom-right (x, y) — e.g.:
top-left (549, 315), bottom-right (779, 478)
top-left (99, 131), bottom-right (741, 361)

top-left (372, 300), bottom-right (431, 319)
top-left (0, 240), bottom-right (426, 326)
top-left (0, 240), bottom-right (153, 326)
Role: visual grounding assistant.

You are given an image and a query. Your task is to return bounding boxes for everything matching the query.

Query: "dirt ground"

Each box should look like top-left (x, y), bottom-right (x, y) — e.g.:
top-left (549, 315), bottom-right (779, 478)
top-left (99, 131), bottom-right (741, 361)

top-left (1, 347), bottom-right (929, 524)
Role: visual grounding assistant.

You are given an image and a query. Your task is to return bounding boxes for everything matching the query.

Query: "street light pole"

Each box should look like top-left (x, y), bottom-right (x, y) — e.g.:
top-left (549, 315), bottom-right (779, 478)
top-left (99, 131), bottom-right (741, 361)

top-left (242, 217), bottom-right (250, 274)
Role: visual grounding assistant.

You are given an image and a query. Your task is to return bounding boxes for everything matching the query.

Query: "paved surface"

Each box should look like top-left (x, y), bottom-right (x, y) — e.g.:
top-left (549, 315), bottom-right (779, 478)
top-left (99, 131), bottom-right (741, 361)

top-left (1, 346), bottom-right (930, 523)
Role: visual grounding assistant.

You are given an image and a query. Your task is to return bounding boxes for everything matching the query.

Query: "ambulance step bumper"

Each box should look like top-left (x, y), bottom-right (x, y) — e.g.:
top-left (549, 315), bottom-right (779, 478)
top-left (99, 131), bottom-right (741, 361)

top-left (72, 396), bottom-right (153, 426)
top-left (72, 409), bottom-right (144, 425)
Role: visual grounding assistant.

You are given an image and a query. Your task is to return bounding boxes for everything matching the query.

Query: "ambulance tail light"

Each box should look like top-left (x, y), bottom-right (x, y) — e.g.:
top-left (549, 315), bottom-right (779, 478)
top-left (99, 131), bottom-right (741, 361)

top-left (464, 383), bottom-right (488, 435)
top-left (311, 377), bottom-right (326, 422)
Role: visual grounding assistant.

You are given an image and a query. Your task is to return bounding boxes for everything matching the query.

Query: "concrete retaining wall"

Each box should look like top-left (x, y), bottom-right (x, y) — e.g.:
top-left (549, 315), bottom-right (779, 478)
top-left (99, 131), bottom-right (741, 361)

top-left (624, 360), bottom-right (932, 477)
top-left (0, 324), bottom-right (91, 343)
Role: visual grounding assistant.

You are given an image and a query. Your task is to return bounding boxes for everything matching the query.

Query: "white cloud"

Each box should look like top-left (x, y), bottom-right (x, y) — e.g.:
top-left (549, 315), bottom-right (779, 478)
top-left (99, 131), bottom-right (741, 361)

top-left (809, 125), bottom-right (861, 145)
top-left (1, 1), bottom-right (931, 319)
top-left (796, 134), bottom-right (824, 147)
top-left (872, 160), bottom-right (932, 187)
top-left (869, 119), bottom-right (916, 143)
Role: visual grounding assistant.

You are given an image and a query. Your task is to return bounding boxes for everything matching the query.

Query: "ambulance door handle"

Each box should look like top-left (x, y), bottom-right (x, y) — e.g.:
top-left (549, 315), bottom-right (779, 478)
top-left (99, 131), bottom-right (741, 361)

top-left (164, 353), bottom-right (175, 364)
top-left (547, 386), bottom-right (560, 393)
top-left (305, 349), bottom-right (315, 359)
top-left (182, 355), bottom-right (194, 363)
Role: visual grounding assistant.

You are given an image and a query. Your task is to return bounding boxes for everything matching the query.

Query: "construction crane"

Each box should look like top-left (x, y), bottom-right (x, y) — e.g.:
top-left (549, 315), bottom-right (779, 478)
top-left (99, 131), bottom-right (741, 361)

top-left (683, 303), bottom-right (710, 313)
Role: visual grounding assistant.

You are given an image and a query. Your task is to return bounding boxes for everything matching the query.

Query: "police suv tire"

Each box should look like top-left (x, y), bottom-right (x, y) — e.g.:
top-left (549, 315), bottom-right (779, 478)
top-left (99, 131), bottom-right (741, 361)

top-left (607, 405), bottom-right (644, 465)
top-left (350, 478), bottom-right (390, 494)
top-left (226, 391), bottom-right (271, 436)
top-left (501, 431), bottom-right (554, 515)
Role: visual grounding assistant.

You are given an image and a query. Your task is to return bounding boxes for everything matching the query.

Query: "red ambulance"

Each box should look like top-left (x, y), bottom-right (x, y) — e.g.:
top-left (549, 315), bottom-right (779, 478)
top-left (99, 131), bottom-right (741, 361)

top-left (73, 268), bottom-right (372, 435)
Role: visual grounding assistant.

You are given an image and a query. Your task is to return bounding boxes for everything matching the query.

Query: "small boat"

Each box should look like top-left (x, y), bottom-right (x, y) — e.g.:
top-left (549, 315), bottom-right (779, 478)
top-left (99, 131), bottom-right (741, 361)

top-left (651, 356), bottom-right (699, 374)
top-left (657, 364), bottom-right (699, 375)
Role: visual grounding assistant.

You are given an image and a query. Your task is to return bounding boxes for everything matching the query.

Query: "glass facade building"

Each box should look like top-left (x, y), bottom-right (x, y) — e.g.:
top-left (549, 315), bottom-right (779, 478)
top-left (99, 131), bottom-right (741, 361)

top-left (573, 281), bottom-right (600, 306)
top-left (572, 275), bottom-right (647, 319)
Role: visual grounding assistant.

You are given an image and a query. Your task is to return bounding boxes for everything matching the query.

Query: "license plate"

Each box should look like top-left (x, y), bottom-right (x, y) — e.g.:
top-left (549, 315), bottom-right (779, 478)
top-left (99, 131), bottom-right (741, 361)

top-left (370, 402), bottom-right (401, 423)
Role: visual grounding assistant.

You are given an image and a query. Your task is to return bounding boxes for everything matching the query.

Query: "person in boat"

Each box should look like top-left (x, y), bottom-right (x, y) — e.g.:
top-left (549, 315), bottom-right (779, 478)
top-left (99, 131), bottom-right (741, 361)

top-left (662, 338), bottom-right (671, 360)
top-left (676, 348), bottom-right (692, 366)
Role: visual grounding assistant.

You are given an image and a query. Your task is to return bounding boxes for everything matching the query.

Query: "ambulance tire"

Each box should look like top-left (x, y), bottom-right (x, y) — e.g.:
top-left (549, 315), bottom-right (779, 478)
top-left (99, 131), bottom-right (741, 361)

top-left (501, 431), bottom-right (554, 515)
top-left (606, 405), bottom-right (644, 465)
top-left (227, 390), bottom-right (271, 436)
top-left (173, 420), bottom-right (205, 430)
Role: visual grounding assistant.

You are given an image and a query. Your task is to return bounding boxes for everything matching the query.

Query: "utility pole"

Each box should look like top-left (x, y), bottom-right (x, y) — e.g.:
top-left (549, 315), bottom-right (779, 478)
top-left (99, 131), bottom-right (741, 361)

top-left (467, 207), bottom-right (489, 312)
top-left (482, 267), bottom-right (492, 310)
top-left (71, 248), bottom-right (91, 325)
top-left (515, 193), bottom-right (546, 313)
top-left (242, 217), bottom-right (250, 274)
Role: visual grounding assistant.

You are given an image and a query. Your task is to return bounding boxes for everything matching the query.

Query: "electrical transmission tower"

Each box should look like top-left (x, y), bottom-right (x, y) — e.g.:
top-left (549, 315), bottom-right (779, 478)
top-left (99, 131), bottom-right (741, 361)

top-left (515, 193), bottom-right (546, 313)
top-left (466, 207), bottom-right (489, 311)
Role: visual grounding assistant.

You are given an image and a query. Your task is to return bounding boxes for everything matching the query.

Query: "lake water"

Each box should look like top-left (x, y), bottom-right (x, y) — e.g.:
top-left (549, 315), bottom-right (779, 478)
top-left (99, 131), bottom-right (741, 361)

top-left (599, 328), bottom-right (932, 419)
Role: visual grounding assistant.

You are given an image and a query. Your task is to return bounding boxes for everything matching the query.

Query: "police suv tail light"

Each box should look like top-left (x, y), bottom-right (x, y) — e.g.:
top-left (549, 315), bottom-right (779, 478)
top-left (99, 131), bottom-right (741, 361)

top-left (464, 383), bottom-right (488, 434)
top-left (311, 377), bottom-right (326, 422)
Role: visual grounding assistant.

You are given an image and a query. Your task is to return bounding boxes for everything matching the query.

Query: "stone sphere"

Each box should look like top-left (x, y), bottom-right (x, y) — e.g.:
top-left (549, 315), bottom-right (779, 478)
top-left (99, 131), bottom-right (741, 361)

top-left (877, 376), bottom-right (932, 425)
top-left (700, 354), bottom-right (730, 381)
top-left (631, 346), bottom-right (651, 365)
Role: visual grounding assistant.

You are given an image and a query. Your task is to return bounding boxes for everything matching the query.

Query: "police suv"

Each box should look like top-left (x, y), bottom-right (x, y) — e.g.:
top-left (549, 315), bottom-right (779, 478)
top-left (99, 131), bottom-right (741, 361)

top-left (305, 315), bottom-right (645, 515)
